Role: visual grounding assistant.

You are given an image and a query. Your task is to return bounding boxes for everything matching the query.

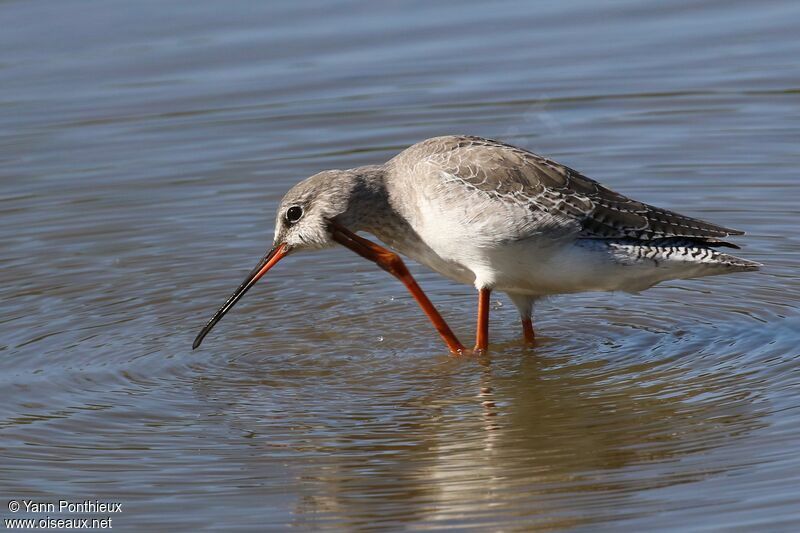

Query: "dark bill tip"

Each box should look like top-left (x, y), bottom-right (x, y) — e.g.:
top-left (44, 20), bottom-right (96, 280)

top-left (192, 243), bottom-right (288, 350)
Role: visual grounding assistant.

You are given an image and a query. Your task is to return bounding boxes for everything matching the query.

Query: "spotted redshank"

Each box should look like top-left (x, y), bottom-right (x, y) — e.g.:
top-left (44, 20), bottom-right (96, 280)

top-left (193, 135), bottom-right (759, 354)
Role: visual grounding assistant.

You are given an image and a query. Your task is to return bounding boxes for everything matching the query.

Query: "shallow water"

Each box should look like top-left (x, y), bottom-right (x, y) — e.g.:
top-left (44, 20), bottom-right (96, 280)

top-left (2, 0), bottom-right (799, 530)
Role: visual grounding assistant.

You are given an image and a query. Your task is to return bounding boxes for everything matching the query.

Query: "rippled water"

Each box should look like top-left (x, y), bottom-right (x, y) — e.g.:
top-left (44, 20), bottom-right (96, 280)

top-left (2, 0), bottom-right (799, 530)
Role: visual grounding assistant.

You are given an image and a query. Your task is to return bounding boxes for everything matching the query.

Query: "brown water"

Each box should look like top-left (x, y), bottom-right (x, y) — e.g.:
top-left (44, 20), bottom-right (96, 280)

top-left (2, 1), bottom-right (799, 530)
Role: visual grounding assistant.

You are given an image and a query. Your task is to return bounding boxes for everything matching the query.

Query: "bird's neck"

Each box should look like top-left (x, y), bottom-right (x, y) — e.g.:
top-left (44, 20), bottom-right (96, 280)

top-left (341, 165), bottom-right (411, 247)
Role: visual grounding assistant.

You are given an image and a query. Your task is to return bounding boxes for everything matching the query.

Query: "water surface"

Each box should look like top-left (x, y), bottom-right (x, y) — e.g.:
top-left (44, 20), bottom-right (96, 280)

top-left (2, 0), bottom-right (799, 530)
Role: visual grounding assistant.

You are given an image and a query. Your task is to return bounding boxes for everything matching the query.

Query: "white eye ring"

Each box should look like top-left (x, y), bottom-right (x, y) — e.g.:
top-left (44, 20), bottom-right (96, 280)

top-left (285, 205), bottom-right (303, 224)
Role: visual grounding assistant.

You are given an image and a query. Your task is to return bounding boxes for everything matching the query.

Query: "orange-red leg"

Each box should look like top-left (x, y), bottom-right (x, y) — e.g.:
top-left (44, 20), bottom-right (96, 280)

top-left (329, 222), bottom-right (465, 354)
top-left (521, 316), bottom-right (535, 344)
top-left (474, 288), bottom-right (491, 353)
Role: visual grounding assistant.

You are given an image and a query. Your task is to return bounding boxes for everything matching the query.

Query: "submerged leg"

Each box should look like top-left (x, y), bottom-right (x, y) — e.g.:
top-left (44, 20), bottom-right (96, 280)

top-left (329, 221), bottom-right (465, 354)
top-left (508, 293), bottom-right (536, 345)
top-left (474, 288), bottom-right (491, 353)
top-left (521, 317), bottom-right (535, 344)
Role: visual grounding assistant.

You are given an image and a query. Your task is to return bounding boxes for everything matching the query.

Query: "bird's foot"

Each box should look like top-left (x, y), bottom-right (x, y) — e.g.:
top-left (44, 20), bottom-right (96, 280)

top-left (456, 345), bottom-right (487, 357)
top-left (448, 346), bottom-right (487, 357)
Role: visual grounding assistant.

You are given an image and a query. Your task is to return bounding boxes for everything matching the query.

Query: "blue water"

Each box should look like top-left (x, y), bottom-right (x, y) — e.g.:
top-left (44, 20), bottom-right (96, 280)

top-left (2, 1), bottom-right (799, 530)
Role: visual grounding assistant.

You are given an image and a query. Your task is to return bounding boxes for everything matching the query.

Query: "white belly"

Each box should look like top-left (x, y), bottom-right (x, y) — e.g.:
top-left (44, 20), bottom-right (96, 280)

top-left (399, 228), bottom-right (687, 297)
top-left (479, 238), bottom-right (627, 295)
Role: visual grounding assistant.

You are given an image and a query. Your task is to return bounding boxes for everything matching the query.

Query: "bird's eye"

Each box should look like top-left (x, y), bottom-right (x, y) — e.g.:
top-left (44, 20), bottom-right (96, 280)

top-left (285, 205), bottom-right (303, 225)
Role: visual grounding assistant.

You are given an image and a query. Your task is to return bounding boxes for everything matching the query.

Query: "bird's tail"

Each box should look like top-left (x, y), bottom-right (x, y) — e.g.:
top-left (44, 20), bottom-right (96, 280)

top-left (608, 238), bottom-right (761, 276)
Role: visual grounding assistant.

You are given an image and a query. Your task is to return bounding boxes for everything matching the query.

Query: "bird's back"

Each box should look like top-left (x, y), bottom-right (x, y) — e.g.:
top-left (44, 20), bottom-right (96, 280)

top-left (384, 135), bottom-right (758, 294)
top-left (391, 135), bottom-right (743, 242)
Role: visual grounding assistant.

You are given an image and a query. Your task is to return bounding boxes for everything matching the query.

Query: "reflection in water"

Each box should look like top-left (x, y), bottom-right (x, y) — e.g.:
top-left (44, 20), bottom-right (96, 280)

top-left (193, 345), bottom-right (765, 529)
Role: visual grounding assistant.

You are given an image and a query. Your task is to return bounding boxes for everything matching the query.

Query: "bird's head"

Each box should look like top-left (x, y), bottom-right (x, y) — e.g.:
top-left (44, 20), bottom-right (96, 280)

top-left (192, 166), bottom-right (386, 349)
top-left (271, 169), bottom-right (354, 252)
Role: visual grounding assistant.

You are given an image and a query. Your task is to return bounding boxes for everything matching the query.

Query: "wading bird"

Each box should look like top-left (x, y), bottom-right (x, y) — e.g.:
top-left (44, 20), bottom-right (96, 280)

top-left (193, 135), bottom-right (759, 354)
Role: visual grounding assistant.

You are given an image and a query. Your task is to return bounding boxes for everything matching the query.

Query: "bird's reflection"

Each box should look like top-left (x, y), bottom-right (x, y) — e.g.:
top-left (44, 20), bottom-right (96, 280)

top-left (194, 344), bottom-right (765, 529)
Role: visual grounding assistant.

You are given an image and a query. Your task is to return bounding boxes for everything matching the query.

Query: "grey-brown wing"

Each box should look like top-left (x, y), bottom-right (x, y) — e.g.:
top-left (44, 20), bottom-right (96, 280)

top-left (414, 135), bottom-right (742, 241)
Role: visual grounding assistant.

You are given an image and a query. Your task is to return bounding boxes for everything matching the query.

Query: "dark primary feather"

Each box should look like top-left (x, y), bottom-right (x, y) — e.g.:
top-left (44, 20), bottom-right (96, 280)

top-left (414, 135), bottom-right (743, 243)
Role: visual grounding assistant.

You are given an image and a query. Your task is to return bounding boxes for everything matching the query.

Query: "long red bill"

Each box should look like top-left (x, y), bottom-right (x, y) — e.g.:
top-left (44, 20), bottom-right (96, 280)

top-left (192, 243), bottom-right (288, 349)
